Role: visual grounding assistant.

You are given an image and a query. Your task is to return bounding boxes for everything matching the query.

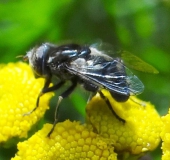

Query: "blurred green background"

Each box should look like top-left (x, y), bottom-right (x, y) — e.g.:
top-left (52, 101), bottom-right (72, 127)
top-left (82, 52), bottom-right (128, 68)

top-left (1, 0), bottom-right (170, 159)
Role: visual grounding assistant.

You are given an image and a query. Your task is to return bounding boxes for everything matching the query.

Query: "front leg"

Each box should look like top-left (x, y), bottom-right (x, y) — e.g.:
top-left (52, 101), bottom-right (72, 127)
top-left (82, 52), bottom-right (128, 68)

top-left (36, 75), bottom-right (52, 109)
top-left (36, 80), bottom-right (65, 108)
top-left (23, 75), bottom-right (64, 116)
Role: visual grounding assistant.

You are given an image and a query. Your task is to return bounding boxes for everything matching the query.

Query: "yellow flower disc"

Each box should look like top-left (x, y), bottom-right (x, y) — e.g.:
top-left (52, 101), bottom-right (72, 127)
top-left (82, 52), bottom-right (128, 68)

top-left (12, 120), bottom-right (117, 160)
top-left (86, 90), bottom-right (162, 155)
top-left (0, 62), bottom-right (53, 142)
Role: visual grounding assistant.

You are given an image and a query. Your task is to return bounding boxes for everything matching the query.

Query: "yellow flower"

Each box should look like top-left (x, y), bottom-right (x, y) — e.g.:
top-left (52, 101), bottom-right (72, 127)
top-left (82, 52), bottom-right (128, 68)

top-left (161, 108), bottom-right (170, 160)
top-left (11, 120), bottom-right (117, 160)
top-left (86, 90), bottom-right (162, 157)
top-left (0, 62), bottom-right (53, 143)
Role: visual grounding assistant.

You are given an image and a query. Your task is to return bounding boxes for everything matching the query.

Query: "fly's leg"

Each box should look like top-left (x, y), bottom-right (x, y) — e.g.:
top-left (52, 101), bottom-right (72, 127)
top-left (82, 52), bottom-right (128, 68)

top-left (98, 90), bottom-right (125, 123)
top-left (87, 92), bottom-right (95, 103)
top-left (36, 81), bottom-right (65, 108)
top-left (23, 77), bottom-right (65, 116)
top-left (47, 80), bottom-right (77, 137)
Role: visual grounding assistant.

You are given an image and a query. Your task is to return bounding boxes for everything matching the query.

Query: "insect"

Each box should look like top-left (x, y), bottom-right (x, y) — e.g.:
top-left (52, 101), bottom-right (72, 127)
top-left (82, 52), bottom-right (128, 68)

top-left (23, 42), bottom-right (158, 136)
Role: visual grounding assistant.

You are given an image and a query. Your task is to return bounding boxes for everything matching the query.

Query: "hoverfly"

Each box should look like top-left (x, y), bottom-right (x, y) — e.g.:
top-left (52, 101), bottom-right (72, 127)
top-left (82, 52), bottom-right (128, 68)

top-left (23, 42), bottom-right (158, 136)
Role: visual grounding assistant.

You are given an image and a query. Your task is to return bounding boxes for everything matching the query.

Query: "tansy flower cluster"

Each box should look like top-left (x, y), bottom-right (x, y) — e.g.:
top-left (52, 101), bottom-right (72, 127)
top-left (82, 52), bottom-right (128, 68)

top-left (0, 62), bottom-right (163, 160)
top-left (86, 90), bottom-right (162, 155)
top-left (11, 121), bottom-right (117, 160)
top-left (0, 63), bottom-right (53, 143)
top-left (161, 109), bottom-right (170, 160)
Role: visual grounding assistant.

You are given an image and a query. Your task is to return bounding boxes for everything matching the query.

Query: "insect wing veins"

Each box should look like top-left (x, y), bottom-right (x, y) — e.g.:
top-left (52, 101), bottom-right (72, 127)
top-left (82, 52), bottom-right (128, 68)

top-left (65, 54), bottom-right (144, 96)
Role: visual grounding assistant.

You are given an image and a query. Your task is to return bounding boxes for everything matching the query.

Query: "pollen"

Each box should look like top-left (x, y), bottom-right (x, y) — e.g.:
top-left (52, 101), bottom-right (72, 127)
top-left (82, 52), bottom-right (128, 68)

top-left (0, 62), bottom-right (53, 143)
top-left (11, 120), bottom-right (117, 160)
top-left (86, 90), bottom-right (162, 155)
top-left (161, 108), bottom-right (170, 160)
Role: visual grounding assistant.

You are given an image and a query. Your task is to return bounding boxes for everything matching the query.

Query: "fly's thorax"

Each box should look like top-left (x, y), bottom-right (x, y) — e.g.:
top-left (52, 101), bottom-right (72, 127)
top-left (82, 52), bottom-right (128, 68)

top-left (70, 58), bottom-right (87, 72)
top-left (48, 62), bottom-right (74, 81)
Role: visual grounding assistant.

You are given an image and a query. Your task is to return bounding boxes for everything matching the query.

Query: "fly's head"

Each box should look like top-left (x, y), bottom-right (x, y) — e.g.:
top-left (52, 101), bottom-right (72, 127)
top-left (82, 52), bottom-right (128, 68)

top-left (23, 44), bottom-right (50, 78)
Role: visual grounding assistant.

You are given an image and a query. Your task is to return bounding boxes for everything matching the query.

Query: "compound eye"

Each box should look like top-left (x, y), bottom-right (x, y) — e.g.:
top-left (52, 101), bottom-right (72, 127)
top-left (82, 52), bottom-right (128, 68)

top-left (34, 44), bottom-right (51, 77)
top-left (35, 45), bottom-right (47, 60)
top-left (33, 46), bottom-right (47, 77)
top-left (25, 45), bottom-right (46, 77)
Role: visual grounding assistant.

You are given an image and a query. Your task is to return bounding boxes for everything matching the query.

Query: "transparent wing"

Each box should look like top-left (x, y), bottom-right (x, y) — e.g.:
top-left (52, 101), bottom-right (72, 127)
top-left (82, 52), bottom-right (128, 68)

top-left (66, 58), bottom-right (144, 96)
top-left (121, 51), bottom-right (159, 73)
top-left (90, 42), bottom-right (159, 74)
